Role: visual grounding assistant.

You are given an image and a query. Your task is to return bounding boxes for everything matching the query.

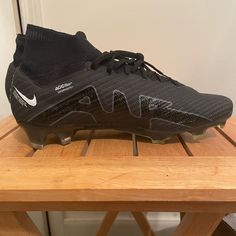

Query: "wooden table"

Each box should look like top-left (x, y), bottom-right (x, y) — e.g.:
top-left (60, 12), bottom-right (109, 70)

top-left (0, 116), bottom-right (236, 236)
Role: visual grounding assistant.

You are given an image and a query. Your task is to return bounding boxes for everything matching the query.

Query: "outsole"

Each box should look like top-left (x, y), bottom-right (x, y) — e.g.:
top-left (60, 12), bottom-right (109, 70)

top-left (20, 120), bottom-right (227, 150)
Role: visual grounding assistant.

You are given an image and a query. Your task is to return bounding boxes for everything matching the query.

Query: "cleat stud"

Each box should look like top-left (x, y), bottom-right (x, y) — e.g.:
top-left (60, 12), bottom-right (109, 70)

top-left (192, 133), bottom-right (205, 140)
top-left (56, 130), bottom-right (73, 145)
top-left (218, 122), bottom-right (226, 129)
top-left (31, 142), bottom-right (44, 150)
top-left (151, 138), bottom-right (168, 144)
top-left (60, 136), bottom-right (72, 145)
top-left (192, 134), bottom-right (201, 140)
top-left (191, 129), bottom-right (206, 140)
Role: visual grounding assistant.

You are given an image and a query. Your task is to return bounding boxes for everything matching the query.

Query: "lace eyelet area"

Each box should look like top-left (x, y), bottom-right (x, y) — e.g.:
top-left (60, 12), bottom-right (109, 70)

top-left (89, 63), bottom-right (112, 75)
top-left (89, 50), bottom-right (180, 86)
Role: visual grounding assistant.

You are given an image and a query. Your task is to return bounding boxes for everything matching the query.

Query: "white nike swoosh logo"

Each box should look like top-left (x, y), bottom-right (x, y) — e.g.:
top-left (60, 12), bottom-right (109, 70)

top-left (14, 87), bottom-right (37, 106)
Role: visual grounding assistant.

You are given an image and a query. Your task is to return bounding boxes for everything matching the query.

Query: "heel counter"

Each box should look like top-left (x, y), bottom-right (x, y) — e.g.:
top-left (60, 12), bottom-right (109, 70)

top-left (5, 62), bottom-right (16, 102)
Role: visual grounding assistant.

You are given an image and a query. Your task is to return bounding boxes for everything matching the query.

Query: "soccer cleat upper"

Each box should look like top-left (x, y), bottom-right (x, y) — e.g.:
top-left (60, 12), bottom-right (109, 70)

top-left (6, 24), bottom-right (233, 144)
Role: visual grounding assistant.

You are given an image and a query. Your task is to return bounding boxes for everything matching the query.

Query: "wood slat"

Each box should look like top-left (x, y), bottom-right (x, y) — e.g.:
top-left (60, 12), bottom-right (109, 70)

top-left (0, 127), bottom-right (33, 157)
top-left (216, 117), bottom-right (236, 146)
top-left (137, 136), bottom-right (188, 156)
top-left (0, 116), bottom-right (33, 157)
top-left (131, 212), bottom-right (155, 236)
top-left (173, 212), bottom-right (224, 236)
top-left (33, 130), bottom-right (91, 157)
top-left (180, 128), bottom-right (236, 156)
top-left (1, 199), bottom-right (236, 212)
top-left (96, 211), bottom-right (118, 236)
top-left (212, 218), bottom-right (236, 236)
top-left (87, 130), bottom-right (139, 236)
top-left (86, 130), bottom-right (133, 156)
top-left (0, 212), bottom-right (41, 236)
top-left (0, 156), bottom-right (236, 202)
top-left (0, 116), bottom-right (18, 139)
top-left (221, 117), bottom-right (236, 141)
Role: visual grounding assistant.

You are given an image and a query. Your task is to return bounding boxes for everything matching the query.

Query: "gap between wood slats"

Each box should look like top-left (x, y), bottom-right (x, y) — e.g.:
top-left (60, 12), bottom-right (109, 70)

top-left (132, 134), bottom-right (138, 156)
top-left (0, 125), bottom-right (19, 141)
top-left (177, 135), bottom-right (193, 157)
top-left (215, 127), bottom-right (236, 147)
top-left (83, 130), bottom-right (135, 157)
top-left (80, 130), bottom-right (95, 156)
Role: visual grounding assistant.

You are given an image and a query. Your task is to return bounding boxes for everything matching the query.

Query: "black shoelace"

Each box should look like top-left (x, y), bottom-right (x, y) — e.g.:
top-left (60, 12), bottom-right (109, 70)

top-left (91, 50), bottom-right (179, 85)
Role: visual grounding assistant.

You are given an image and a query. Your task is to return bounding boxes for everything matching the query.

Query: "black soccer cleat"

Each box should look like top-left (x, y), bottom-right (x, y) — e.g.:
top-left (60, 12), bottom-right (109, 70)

top-left (6, 25), bottom-right (233, 149)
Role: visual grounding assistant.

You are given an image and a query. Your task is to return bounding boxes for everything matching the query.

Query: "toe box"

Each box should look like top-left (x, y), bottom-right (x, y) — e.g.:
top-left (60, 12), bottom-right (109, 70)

top-left (200, 94), bottom-right (233, 122)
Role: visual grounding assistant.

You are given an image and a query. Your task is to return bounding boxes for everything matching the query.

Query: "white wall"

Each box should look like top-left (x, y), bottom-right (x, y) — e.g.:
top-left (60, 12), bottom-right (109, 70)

top-left (1, 0), bottom-right (236, 118)
top-left (37, 0), bottom-right (235, 115)
top-left (0, 0), bottom-right (17, 118)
